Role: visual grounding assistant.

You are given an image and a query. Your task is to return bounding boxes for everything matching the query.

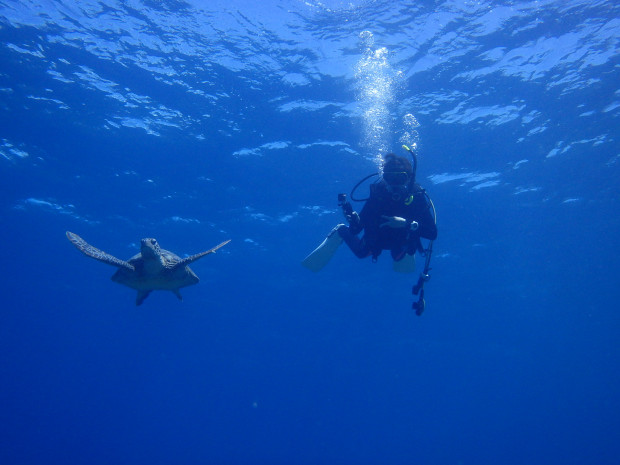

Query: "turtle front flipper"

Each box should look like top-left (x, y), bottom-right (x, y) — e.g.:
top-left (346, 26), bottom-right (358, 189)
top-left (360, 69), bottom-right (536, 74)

top-left (66, 231), bottom-right (134, 271)
top-left (175, 239), bottom-right (231, 267)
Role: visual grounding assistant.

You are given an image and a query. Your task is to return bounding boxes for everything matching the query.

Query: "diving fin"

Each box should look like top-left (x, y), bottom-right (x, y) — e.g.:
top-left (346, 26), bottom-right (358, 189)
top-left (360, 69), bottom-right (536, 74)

top-left (393, 253), bottom-right (416, 273)
top-left (302, 224), bottom-right (344, 272)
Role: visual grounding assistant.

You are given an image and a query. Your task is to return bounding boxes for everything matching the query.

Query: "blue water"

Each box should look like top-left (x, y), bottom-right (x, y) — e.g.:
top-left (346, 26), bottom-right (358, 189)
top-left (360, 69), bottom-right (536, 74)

top-left (1, 1), bottom-right (619, 463)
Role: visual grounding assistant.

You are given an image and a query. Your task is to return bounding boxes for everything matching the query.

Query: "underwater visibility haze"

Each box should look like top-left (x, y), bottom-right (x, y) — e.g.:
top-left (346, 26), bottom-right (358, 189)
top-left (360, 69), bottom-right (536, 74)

top-left (1, 0), bottom-right (619, 463)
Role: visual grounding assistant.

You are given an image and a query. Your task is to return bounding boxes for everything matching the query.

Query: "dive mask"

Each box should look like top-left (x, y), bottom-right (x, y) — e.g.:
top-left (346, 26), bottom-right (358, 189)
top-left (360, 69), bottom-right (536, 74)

top-left (383, 171), bottom-right (410, 187)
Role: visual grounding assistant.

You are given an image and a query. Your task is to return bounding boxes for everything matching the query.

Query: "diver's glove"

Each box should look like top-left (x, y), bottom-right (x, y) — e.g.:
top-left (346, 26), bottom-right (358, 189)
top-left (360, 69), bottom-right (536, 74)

top-left (380, 215), bottom-right (408, 228)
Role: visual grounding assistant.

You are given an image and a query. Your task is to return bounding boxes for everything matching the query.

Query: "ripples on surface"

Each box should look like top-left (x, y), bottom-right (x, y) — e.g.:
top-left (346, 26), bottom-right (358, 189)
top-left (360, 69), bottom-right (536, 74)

top-left (0, 0), bottom-right (618, 216)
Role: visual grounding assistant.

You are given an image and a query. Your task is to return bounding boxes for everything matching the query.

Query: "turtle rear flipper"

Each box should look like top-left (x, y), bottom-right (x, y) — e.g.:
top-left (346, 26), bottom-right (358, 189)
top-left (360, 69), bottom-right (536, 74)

top-left (66, 231), bottom-right (134, 271)
top-left (136, 290), bottom-right (151, 306)
top-left (174, 239), bottom-right (231, 268)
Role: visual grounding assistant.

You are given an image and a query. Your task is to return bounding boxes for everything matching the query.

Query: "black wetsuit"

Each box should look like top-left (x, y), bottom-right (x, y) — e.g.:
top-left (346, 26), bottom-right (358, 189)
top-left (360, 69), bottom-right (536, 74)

top-left (338, 181), bottom-right (437, 261)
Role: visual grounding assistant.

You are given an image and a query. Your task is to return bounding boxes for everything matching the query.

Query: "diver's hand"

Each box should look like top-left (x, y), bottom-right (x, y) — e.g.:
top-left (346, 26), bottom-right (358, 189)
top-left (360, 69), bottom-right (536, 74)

top-left (380, 215), bottom-right (408, 228)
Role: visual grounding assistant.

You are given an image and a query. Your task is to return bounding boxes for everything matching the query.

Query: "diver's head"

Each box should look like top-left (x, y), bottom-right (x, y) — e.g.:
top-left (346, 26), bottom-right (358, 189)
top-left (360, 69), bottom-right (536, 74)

top-left (381, 153), bottom-right (412, 199)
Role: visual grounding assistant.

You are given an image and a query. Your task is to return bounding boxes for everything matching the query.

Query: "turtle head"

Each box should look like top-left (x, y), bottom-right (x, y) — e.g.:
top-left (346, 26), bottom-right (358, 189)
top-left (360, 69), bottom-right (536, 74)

top-left (140, 238), bottom-right (162, 258)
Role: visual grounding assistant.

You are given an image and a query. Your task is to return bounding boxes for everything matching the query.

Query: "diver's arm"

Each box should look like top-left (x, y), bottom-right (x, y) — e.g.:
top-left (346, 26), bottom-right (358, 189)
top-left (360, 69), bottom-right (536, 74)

top-left (339, 195), bottom-right (362, 234)
top-left (415, 198), bottom-right (437, 240)
top-left (346, 214), bottom-right (362, 235)
top-left (347, 207), bottom-right (363, 235)
top-left (352, 197), bottom-right (379, 236)
top-left (380, 215), bottom-right (409, 228)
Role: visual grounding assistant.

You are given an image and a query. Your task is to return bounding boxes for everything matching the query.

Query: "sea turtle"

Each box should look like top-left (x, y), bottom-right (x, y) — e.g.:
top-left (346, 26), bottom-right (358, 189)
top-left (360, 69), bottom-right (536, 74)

top-left (66, 231), bottom-right (230, 305)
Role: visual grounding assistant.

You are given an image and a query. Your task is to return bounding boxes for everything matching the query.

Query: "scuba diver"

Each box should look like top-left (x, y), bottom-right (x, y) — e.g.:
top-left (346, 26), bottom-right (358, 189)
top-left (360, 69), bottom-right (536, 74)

top-left (302, 147), bottom-right (437, 314)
